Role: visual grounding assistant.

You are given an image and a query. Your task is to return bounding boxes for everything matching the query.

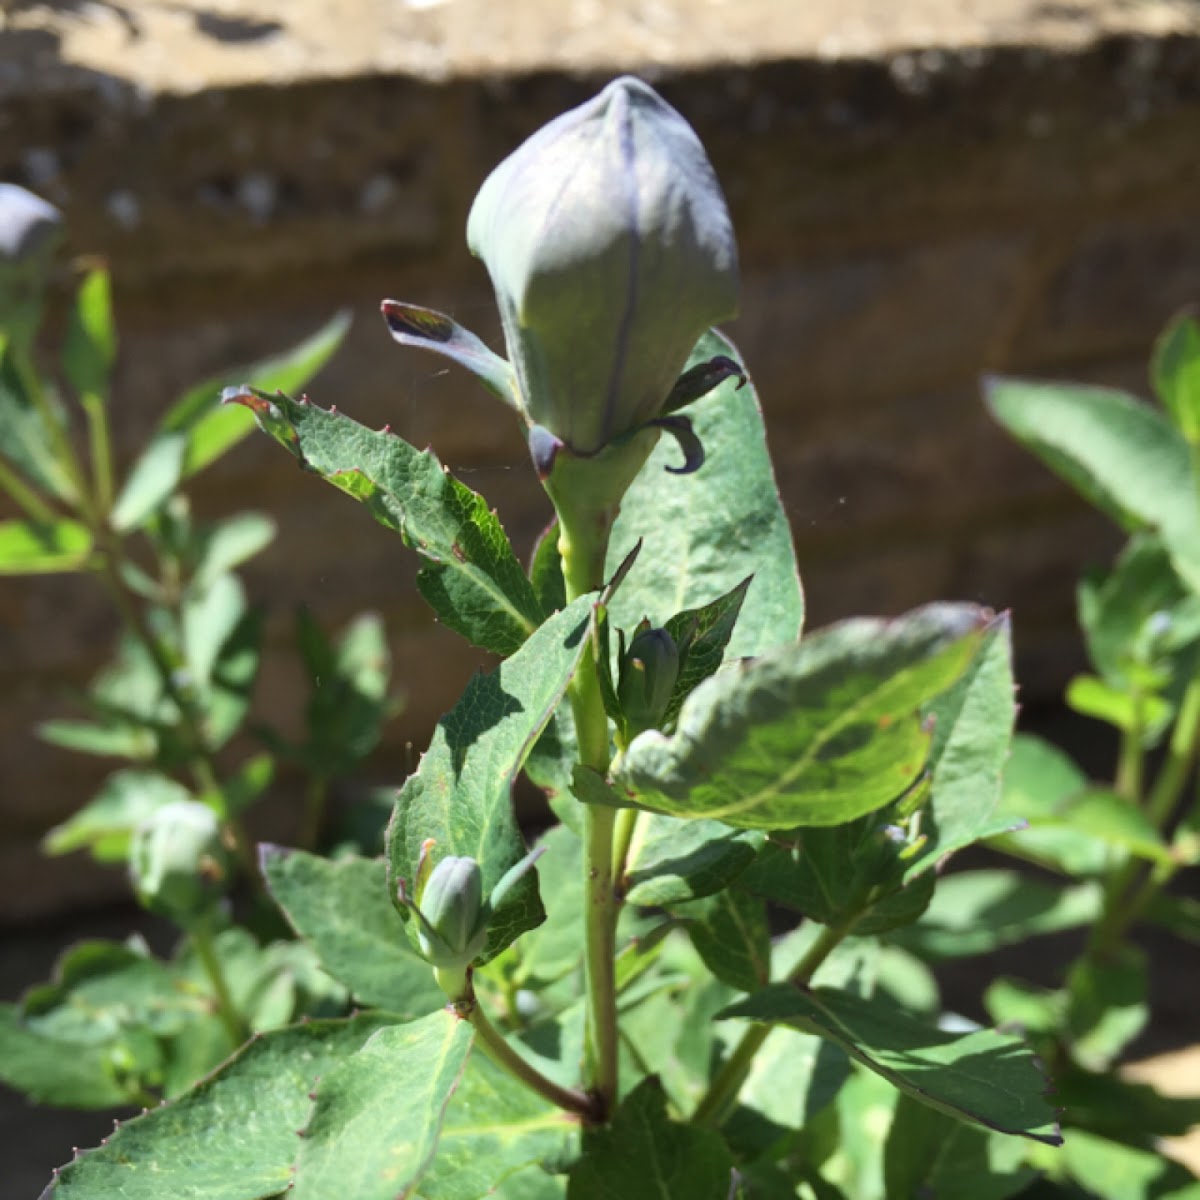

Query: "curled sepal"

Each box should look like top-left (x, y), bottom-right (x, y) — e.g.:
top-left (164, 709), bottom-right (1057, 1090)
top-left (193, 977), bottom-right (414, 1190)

top-left (660, 354), bottom-right (747, 417)
top-left (528, 424), bottom-right (564, 481)
top-left (381, 299), bottom-right (520, 412)
top-left (649, 414), bottom-right (705, 475)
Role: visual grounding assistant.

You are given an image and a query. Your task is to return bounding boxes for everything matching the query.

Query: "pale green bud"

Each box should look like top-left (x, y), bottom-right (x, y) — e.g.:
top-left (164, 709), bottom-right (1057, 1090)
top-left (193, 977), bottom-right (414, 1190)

top-left (129, 800), bottom-right (230, 923)
top-left (467, 76), bottom-right (738, 455)
top-left (416, 855), bottom-right (489, 970)
top-left (618, 622), bottom-right (680, 736)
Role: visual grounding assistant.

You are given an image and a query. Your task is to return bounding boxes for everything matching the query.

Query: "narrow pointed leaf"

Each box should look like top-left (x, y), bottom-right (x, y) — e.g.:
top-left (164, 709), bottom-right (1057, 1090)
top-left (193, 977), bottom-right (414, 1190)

top-left (607, 329), bottom-right (803, 658)
top-left (0, 346), bottom-right (76, 500)
top-left (382, 300), bottom-right (520, 411)
top-left (617, 604), bottom-right (993, 830)
top-left (722, 985), bottom-right (1061, 1144)
top-left (388, 596), bottom-right (593, 960)
top-left (0, 517), bottom-right (91, 573)
top-left (228, 386), bottom-right (542, 655)
top-left (261, 847), bottom-right (445, 1017)
top-left (110, 432), bottom-right (187, 532)
top-left (63, 268), bottom-right (116, 405)
top-left (42, 1014), bottom-right (398, 1199)
top-left (291, 1012), bottom-right (473, 1200)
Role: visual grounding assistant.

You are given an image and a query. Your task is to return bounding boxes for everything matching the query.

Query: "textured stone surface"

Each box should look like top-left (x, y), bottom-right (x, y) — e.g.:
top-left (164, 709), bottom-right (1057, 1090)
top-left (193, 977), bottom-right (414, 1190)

top-left (4, 2), bottom-right (1200, 923)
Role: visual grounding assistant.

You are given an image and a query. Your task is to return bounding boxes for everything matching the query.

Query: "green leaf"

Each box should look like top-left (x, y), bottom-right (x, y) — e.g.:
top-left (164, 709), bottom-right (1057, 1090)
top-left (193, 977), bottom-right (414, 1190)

top-left (1066, 673), bottom-right (1172, 736)
top-left (37, 716), bottom-right (155, 761)
top-left (510, 825), bottom-right (586, 987)
top-left (1060, 1129), bottom-right (1200, 1200)
top-left (530, 519), bottom-right (567, 618)
top-left (985, 376), bottom-right (1200, 591)
top-left (526, 707), bottom-right (581, 831)
top-left (415, 1051), bottom-right (575, 1199)
top-left (617, 604), bottom-right (993, 830)
top-left (883, 1094), bottom-right (1037, 1200)
top-left (182, 573), bottom-right (246, 690)
top-left (904, 613), bottom-right (1017, 876)
top-left (1038, 788), bottom-right (1172, 866)
top-left (1066, 947), bottom-right (1149, 1070)
top-left (63, 268), bottom-right (116, 404)
top-left (261, 847), bottom-right (444, 1017)
top-left (568, 1077), bottom-right (735, 1199)
top-left (989, 733), bottom-right (1108, 875)
top-left (624, 815), bottom-right (760, 906)
top-left (44, 1013), bottom-right (396, 1199)
top-left (722, 986), bottom-right (1061, 1144)
top-left (111, 432), bottom-right (187, 533)
top-left (291, 1012), bottom-right (473, 1200)
top-left (1145, 893), bottom-right (1200, 945)
top-left (228, 385), bottom-right (542, 655)
top-left (0, 342), bottom-right (76, 501)
top-left (43, 769), bottom-right (192, 862)
top-left (892, 869), bottom-right (1103, 959)
top-left (0, 517), bottom-right (92, 573)
top-left (161, 310), bottom-right (351, 477)
top-left (192, 512), bottom-right (276, 590)
top-left (1153, 310), bottom-right (1200, 444)
top-left (675, 887), bottom-right (771, 993)
top-left (387, 596), bottom-right (593, 960)
top-left (0, 1002), bottom-right (134, 1109)
top-left (607, 329), bottom-right (803, 659)
top-left (1055, 1061), bottom-right (1200, 1142)
top-left (206, 606), bottom-right (264, 749)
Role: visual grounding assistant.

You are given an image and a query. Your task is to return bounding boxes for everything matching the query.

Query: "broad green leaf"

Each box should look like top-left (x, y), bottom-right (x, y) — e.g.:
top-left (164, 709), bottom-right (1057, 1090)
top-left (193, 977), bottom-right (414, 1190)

top-left (510, 825), bottom-right (585, 987)
top-left (415, 1051), bottom-right (575, 1200)
top-left (228, 385), bottom-right (542, 655)
top-left (904, 614), bottom-right (1017, 876)
top-left (192, 512), bottom-right (276, 589)
top-left (44, 1013), bottom-right (396, 1199)
top-left (43, 769), bottom-right (192, 862)
top-left (623, 815), bottom-right (760, 906)
top-left (526, 707), bottom-right (580, 831)
top-left (63, 268), bottom-right (116, 405)
top-left (892, 869), bottom-right (1103, 959)
top-left (617, 605), bottom-right (992, 830)
top-left (530, 518), bottom-right (567, 617)
top-left (388, 597), bottom-right (593, 960)
top-left (0, 343), bottom-right (76, 500)
top-left (161, 310), bottom-right (351, 477)
top-left (291, 1012), bottom-right (473, 1200)
top-left (1153, 310), bottom-right (1200, 444)
top-left (676, 887), bottom-right (771, 993)
top-left (883, 1094), bottom-right (1037, 1200)
top-left (1039, 788), bottom-right (1172, 866)
top-left (1066, 673), bottom-right (1171, 736)
top-left (1055, 1061), bottom-right (1200, 1141)
top-left (722, 986), bottom-right (1061, 1144)
top-left (37, 717), bottom-right (155, 761)
top-left (261, 847), bottom-right (444, 1017)
top-left (990, 734), bottom-right (1108, 875)
top-left (1060, 1129), bottom-right (1200, 1200)
top-left (607, 329), bottom-right (803, 658)
top-left (0, 1002), bottom-right (134, 1109)
top-left (111, 433), bottom-right (187, 533)
top-left (181, 574), bottom-right (245, 691)
top-left (985, 376), bottom-right (1200, 590)
top-left (568, 1077), bottom-right (735, 1199)
top-left (1066, 948), bottom-right (1148, 1071)
top-left (739, 830), bottom-right (936, 935)
top-left (0, 517), bottom-right (91, 573)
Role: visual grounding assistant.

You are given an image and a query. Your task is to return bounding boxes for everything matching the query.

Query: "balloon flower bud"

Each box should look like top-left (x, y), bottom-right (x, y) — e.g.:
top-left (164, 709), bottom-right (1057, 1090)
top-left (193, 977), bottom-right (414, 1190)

top-left (618, 621), bottom-right (680, 736)
top-left (467, 76), bottom-right (738, 457)
top-left (0, 184), bottom-right (62, 351)
top-left (414, 855), bottom-right (489, 971)
top-left (129, 800), bottom-right (230, 924)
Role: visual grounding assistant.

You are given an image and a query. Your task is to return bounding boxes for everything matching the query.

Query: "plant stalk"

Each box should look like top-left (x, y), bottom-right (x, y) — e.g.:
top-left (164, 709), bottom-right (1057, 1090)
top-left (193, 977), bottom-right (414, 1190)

top-left (191, 922), bottom-right (247, 1046)
top-left (691, 919), bottom-right (854, 1128)
top-left (462, 985), bottom-right (596, 1120)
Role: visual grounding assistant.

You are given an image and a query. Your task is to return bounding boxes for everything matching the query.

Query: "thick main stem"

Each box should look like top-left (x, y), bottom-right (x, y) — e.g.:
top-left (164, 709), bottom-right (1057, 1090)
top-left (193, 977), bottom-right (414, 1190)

top-left (692, 919), bottom-right (854, 1128)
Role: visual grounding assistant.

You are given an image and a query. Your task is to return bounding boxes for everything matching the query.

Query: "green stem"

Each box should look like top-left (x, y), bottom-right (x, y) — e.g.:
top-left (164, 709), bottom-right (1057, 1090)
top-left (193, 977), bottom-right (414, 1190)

top-left (464, 986), bottom-right (596, 1120)
top-left (611, 806), bottom-right (640, 892)
top-left (192, 922), bottom-right (247, 1046)
top-left (692, 919), bottom-right (854, 1128)
top-left (82, 393), bottom-right (114, 513)
top-left (1115, 712), bottom-right (1144, 804)
top-left (0, 459), bottom-right (57, 524)
top-left (1147, 674), bottom-right (1200, 828)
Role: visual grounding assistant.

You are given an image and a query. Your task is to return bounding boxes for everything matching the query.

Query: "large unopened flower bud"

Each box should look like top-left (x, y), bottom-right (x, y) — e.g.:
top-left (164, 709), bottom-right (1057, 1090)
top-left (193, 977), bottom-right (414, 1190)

top-left (618, 621), bottom-right (680, 736)
top-left (467, 76), bottom-right (738, 456)
top-left (415, 855), bottom-right (489, 970)
top-left (129, 800), bottom-right (230, 924)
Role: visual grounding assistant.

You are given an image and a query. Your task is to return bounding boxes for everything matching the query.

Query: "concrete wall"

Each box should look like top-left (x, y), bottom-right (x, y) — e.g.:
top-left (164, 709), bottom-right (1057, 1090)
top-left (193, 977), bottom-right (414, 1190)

top-left (3, 1), bottom-right (1199, 918)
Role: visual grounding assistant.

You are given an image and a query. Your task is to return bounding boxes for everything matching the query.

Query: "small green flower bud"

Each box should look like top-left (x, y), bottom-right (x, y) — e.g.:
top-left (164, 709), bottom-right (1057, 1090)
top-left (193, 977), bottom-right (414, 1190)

top-left (467, 76), bottom-right (738, 455)
top-left (416, 855), bottom-right (489, 970)
top-left (618, 622), bottom-right (680, 736)
top-left (129, 801), bottom-right (230, 924)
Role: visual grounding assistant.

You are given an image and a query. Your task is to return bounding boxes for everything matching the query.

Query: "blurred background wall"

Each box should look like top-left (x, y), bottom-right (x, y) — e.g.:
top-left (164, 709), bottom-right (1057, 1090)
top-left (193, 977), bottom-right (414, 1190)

top-left (3, 0), bottom-right (1200, 923)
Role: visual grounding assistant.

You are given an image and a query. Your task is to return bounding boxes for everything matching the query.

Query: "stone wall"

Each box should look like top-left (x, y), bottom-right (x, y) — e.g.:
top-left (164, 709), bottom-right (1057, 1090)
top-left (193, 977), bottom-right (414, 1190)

top-left (3, 0), bottom-right (1199, 919)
